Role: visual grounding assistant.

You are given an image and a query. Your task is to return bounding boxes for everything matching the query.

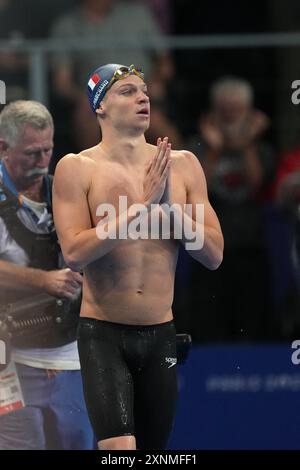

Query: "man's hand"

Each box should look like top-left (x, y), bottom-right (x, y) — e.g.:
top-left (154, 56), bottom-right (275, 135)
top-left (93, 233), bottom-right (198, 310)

top-left (246, 110), bottom-right (269, 143)
top-left (223, 110), bottom-right (269, 150)
top-left (160, 170), bottom-right (172, 206)
top-left (143, 136), bottom-right (171, 207)
top-left (200, 113), bottom-right (224, 151)
top-left (42, 268), bottom-right (83, 300)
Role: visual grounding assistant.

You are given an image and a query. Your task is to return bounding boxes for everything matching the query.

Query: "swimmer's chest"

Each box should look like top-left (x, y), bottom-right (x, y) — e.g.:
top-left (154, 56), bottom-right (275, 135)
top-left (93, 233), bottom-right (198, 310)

top-left (87, 165), bottom-right (187, 225)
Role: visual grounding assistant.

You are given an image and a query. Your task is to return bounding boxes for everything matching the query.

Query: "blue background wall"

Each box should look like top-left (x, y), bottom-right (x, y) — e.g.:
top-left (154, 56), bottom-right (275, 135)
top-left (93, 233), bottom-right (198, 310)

top-left (169, 344), bottom-right (300, 449)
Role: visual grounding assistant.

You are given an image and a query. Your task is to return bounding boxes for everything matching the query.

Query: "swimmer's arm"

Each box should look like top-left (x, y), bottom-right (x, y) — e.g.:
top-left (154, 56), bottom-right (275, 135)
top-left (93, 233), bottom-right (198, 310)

top-left (52, 156), bottom-right (144, 271)
top-left (166, 151), bottom-right (223, 270)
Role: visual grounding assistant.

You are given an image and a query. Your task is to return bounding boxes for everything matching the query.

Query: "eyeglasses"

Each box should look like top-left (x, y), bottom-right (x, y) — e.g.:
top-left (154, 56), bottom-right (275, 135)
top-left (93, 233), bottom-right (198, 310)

top-left (106, 65), bottom-right (144, 91)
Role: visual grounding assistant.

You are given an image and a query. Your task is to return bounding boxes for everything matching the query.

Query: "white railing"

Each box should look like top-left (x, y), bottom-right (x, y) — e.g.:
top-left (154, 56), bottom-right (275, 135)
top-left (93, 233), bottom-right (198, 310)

top-left (1, 32), bottom-right (300, 104)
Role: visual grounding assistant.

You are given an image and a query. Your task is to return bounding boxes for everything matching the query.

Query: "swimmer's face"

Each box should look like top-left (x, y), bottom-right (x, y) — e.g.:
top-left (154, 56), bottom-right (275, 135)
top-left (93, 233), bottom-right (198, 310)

top-left (4, 125), bottom-right (53, 183)
top-left (99, 75), bottom-right (150, 132)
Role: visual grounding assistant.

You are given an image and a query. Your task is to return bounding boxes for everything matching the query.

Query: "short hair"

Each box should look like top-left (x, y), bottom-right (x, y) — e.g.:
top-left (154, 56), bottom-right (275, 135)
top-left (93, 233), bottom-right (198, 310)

top-left (210, 76), bottom-right (253, 106)
top-left (0, 100), bottom-right (54, 147)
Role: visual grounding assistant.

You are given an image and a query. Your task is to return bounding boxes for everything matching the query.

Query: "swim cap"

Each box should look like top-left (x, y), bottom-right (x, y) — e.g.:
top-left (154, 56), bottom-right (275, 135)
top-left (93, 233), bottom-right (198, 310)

top-left (87, 63), bottom-right (144, 113)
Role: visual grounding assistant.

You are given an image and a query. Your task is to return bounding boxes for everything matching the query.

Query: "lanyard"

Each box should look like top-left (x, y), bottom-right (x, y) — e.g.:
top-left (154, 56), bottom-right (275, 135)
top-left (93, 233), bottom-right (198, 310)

top-left (0, 162), bottom-right (53, 226)
top-left (0, 162), bottom-right (52, 221)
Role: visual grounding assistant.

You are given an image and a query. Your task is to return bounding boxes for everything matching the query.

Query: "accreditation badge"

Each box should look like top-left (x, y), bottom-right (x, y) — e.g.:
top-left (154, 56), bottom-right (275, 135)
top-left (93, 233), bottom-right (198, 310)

top-left (0, 361), bottom-right (25, 415)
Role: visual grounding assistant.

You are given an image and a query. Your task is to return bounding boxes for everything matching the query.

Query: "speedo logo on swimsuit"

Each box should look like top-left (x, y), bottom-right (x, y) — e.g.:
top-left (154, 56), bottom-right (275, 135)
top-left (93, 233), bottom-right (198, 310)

top-left (95, 195), bottom-right (204, 250)
top-left (165, 357), bottom-right (177, 368)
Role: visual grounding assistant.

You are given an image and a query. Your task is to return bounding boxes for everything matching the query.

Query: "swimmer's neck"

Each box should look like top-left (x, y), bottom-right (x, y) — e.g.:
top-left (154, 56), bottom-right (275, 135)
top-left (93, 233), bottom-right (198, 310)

top-left (99, 133), bottom-right (149, 166)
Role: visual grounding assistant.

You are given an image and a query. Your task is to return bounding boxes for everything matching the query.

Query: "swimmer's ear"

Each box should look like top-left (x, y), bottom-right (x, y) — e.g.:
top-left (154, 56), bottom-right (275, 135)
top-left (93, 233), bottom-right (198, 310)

top-left (96, 103), bottom-right (105, 118)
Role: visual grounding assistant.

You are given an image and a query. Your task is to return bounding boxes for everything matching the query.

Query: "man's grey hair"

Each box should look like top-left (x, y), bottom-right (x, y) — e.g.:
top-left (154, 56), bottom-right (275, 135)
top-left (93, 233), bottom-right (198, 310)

top-left (210, 76), bottom-right (253, 106)
top-left (0, 100), bottom-right (54, 147)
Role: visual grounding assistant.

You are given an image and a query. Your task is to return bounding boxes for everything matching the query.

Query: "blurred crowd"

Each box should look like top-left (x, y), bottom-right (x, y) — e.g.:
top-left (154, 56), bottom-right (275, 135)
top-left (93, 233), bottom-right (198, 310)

top-left (2, 0), bottom-right (300, 342)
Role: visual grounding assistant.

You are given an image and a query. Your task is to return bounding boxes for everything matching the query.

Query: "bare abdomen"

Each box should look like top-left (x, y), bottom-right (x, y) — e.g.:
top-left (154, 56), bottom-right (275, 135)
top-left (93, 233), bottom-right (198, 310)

top-left (80, 240), bottom-right (178, 325)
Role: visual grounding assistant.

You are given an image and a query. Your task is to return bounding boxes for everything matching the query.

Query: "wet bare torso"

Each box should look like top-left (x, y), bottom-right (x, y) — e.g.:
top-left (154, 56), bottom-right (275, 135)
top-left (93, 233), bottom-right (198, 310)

top-left (80, 144), bottom-right (187, 325)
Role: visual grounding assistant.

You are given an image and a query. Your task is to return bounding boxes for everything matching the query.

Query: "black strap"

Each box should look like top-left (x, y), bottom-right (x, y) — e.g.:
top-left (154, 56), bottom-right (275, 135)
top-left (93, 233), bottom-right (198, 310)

top-left (0, 177), bottom-right (59, 270)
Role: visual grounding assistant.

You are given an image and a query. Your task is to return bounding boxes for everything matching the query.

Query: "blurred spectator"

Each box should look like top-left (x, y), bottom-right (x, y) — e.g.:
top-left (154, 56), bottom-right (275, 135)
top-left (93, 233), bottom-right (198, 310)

top-left (276, 150), bottom-right (300, 279)
top-left (0, 0), bottom-right (76, 102)
top-left (272, 145), bottom-right (300, 337)
top-left (50, 0), bottom-right (175, 152)
top-left (0, 0), bottom-right (31, 101)
top-left (145, 76), bottom-right (183, 149)
top-left (187, 77), bottom-right (275, 341)
top-left (274, 146), bottom-right (300, 207)
top-left (141, 0), bottom-right (173, 34)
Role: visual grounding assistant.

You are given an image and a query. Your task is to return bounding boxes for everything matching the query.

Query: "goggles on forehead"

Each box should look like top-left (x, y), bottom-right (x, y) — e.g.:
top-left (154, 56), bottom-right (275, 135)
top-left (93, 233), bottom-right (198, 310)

top-left (106, 64), bottom-right (145, 91)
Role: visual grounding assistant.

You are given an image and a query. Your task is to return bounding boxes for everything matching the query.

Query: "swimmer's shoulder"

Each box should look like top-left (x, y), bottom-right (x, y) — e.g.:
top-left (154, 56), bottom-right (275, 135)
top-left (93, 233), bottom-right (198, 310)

top-left (55, 145), bottom-right (104, 177)
top-left (54, 148), bottom-right (100, 193)
top-left (58, 145), bottom-right (102, 166)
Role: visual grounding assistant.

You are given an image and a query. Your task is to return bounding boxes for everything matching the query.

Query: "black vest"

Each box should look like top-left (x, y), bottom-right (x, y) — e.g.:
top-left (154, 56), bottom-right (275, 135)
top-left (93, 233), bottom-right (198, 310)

top-left (0, 178), bottom-right (79, 348)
